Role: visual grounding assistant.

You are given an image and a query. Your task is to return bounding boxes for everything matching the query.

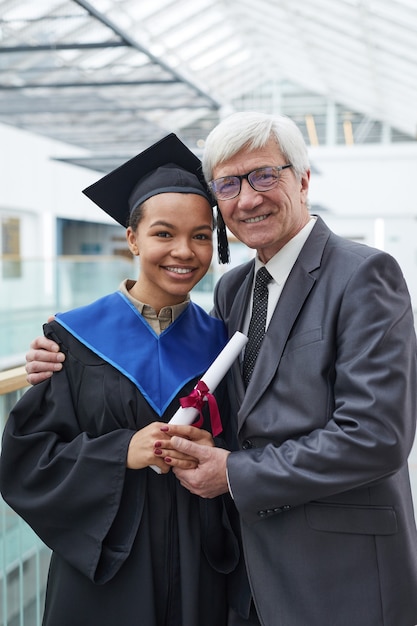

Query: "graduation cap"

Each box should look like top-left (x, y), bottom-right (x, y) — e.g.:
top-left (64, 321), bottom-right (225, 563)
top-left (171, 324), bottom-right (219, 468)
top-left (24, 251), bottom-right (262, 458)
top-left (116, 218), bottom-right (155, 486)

top-left (83, 133), bottom-right (230, 264)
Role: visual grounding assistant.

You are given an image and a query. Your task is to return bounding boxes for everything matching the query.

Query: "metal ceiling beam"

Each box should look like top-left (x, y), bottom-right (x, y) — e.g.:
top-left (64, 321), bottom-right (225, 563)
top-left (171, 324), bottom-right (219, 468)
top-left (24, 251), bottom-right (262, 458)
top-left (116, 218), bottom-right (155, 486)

top-left (0, 103), bottom-right (210, 113)
top-left (0, 79), bottom-right (180, 90)
top-left (72, 0), bottom-right (221, 109)
top-left (0, 41), bottom-right (127, 53)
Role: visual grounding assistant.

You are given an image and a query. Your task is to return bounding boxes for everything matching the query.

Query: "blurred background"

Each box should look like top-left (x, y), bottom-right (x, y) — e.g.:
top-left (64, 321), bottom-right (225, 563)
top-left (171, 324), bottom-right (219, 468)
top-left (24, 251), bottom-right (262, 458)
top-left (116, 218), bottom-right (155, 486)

top-left (1, 1), bottom-right (417, 623)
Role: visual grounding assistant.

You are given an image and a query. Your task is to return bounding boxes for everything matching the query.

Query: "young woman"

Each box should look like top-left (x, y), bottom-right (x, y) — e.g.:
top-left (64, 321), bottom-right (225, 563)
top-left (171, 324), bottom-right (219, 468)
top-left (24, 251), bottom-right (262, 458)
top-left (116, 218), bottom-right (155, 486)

top-left (0, 135), bottom-right (237, 626)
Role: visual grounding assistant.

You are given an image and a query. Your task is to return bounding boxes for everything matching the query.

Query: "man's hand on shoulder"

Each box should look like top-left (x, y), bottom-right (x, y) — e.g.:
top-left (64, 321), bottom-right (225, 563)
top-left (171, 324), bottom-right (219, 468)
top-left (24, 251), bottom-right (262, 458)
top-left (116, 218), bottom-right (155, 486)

top-left (25, 335), bottom-right (65, 385)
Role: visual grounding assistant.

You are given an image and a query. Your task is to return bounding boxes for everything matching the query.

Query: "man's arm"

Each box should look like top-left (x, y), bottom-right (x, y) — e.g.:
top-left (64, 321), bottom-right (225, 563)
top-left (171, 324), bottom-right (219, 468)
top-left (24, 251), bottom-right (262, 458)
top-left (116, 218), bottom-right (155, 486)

top-left (25, 335), bottom-right (65, 384)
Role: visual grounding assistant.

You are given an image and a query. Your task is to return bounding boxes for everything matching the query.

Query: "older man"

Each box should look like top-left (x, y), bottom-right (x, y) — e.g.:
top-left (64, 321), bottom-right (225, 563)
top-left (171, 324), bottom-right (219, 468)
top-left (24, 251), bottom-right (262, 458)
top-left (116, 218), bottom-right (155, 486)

top-left (167, 112), bottom-right (417, 626)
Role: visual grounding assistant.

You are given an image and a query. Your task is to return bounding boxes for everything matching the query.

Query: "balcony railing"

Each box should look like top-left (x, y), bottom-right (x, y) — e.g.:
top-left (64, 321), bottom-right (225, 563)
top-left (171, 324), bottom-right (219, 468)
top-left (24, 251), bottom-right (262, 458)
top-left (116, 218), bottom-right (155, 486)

top-left (0, 369), bottom-right (50, 626)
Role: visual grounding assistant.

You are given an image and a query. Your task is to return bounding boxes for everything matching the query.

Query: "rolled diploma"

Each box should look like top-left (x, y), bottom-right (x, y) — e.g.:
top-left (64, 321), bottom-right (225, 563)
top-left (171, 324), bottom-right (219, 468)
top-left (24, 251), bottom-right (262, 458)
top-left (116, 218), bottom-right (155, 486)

top-left (151, 330), bottom-right (248, 473)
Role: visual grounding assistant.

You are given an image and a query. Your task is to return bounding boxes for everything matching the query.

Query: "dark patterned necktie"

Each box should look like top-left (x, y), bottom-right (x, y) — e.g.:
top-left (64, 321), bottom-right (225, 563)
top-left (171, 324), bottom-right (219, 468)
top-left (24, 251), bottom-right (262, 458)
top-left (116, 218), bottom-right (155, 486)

top-left (242, 267), bottom-right (272, 386)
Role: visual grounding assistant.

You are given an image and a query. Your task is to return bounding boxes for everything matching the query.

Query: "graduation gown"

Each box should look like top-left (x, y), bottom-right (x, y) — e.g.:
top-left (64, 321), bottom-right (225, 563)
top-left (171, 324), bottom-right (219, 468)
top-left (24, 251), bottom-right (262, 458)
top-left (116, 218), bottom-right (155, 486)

top-left (0, 292), bottom-right (238, 626)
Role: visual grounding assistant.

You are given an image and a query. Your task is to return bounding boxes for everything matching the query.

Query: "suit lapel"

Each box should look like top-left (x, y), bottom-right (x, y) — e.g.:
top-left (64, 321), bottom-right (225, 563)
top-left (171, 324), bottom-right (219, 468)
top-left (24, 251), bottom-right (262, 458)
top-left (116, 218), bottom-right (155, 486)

top-left (237, 217), bottom-right (330, 424)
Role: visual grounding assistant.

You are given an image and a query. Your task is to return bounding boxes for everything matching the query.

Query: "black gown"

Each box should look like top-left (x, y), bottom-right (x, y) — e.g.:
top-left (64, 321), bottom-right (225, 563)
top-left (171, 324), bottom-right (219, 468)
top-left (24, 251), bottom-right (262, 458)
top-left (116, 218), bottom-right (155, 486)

top-left (0, 295), bottom-right (238, 626)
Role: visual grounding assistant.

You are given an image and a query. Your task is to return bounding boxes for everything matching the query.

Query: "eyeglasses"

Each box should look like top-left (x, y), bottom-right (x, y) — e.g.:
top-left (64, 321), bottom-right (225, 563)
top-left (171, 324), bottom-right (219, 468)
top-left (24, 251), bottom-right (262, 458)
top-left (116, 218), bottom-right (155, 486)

top-left (208, 164), bottom-right (293, 201)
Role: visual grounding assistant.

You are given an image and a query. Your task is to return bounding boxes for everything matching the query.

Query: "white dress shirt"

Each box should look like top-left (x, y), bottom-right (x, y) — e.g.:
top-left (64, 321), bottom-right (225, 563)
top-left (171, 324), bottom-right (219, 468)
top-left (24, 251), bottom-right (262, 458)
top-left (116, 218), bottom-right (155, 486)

top-left (242, 216), bottom-right (317, 334)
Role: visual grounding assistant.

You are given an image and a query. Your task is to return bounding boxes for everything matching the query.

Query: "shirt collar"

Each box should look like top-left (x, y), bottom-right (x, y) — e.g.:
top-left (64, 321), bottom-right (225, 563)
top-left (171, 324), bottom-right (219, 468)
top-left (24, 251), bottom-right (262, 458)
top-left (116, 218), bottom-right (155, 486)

top-left (119, 279), bottom-right (190, 321)
top-left (255, 216), bottom-right (316, 284)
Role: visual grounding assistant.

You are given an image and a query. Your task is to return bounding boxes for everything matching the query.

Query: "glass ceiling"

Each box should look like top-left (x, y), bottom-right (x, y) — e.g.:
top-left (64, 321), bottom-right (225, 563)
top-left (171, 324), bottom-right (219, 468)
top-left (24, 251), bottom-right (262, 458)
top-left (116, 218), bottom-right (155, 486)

top-left (0, 0), bottom-right (416, 172)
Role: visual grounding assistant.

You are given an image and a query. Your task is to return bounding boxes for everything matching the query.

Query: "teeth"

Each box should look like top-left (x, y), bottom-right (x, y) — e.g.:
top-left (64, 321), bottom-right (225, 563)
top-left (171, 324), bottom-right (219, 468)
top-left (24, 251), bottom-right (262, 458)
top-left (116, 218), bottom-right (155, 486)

top-left (245, 215), bottom-right (267, 223)
top-left (166, 267), bottom-right (192, 274)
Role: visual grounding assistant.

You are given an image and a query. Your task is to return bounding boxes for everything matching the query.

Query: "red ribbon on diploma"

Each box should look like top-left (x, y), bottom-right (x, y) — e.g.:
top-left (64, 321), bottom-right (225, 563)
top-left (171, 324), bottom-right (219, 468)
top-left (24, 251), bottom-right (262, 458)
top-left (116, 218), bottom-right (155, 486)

top-left (179, 380), bottom-right (222, 436)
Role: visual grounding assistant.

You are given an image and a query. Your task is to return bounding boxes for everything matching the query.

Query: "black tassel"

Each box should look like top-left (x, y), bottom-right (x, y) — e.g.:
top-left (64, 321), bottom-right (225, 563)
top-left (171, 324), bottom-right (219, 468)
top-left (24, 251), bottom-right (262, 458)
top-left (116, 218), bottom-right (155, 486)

top-left (216, 208), bottom-right (230, 264)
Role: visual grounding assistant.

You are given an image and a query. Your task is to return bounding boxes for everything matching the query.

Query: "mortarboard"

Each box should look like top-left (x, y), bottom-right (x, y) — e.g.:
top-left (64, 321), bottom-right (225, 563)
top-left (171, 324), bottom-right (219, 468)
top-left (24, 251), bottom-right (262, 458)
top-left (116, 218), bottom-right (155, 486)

top-left (83, 133), bottom-right (230, 264)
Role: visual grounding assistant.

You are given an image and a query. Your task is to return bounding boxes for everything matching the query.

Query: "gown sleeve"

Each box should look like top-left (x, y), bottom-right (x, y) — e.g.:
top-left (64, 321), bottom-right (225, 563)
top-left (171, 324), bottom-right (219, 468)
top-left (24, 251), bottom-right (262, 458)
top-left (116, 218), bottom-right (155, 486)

top-left (0, 324), bottom-right (145, 584)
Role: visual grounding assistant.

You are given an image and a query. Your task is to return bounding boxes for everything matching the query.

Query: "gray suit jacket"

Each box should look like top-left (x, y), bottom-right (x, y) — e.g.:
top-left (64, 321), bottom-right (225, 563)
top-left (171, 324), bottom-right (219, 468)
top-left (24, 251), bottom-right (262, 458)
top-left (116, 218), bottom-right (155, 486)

top-left (214, 217), bottom-right (417, 626)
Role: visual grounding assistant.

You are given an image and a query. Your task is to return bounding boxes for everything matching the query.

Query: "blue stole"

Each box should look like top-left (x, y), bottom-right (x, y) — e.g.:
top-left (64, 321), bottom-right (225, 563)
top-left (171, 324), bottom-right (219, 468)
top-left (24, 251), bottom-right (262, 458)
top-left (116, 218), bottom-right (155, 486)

top-left (55, 292), bottom-right (227, 416)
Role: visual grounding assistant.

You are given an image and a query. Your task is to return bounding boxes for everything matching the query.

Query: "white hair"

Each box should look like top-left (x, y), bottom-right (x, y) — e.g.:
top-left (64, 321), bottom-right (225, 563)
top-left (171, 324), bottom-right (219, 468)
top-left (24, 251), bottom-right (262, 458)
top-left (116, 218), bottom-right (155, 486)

top-left (202, 111), bottom-right (310, 182)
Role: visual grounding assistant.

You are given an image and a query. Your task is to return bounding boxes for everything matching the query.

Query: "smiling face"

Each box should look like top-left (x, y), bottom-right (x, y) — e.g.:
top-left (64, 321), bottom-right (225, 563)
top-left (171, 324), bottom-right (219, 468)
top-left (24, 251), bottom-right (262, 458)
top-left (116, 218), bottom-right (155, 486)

top-left (213, 138), bottom-right (310, 263)
top-left (126, 192), bottom-right (214, 313)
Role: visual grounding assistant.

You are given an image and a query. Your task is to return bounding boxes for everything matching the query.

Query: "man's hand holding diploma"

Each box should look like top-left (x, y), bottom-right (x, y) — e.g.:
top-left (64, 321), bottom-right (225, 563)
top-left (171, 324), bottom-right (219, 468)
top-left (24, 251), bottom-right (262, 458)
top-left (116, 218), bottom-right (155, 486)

top-left (161, 431), bottom-right (230, 498)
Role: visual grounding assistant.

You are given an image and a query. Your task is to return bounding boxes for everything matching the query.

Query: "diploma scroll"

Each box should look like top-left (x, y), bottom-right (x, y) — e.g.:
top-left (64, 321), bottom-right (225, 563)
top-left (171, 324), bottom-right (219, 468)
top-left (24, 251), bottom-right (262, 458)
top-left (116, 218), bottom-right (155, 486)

top-left (151, 331), bottom-right (248, 473)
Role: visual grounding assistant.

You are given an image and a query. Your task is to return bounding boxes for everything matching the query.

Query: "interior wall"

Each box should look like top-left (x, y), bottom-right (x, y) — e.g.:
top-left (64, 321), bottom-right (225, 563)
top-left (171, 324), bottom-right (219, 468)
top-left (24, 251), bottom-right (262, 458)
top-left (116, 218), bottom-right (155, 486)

top-left (309, 142), bottom-right (417, 312)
